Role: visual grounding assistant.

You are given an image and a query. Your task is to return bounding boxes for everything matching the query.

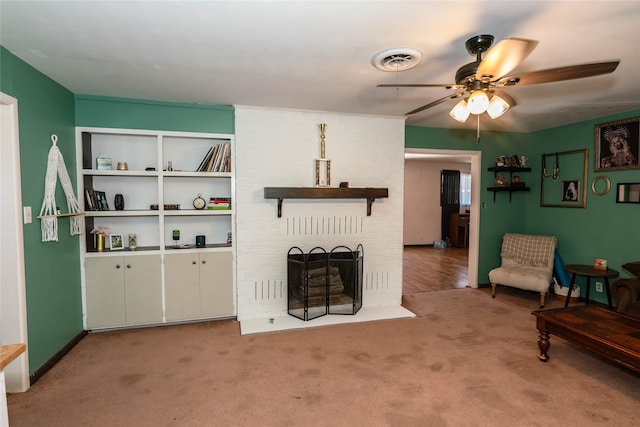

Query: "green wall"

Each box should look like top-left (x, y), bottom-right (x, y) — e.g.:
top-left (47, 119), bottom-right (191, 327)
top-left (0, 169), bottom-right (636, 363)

top-left (406, 110), bottom-right (640, 304)
top-left (1, 46), bottom-right (82, 373)
top-left (75, 95), bottom-right (234, 134)
top-left (525, 110), bottom-right (640, 303)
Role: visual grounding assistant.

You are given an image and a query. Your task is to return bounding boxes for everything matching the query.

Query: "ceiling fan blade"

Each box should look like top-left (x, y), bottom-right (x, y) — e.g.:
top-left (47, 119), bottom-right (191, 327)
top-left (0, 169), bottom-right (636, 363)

top-left (377, 83), bottom-right (462, 89)
top-left (476, 38), bottom-right (539, 80)
top-left (406, 92), bottom-right (465, 115)
top-left (497, 61), bottom-right (620, 86)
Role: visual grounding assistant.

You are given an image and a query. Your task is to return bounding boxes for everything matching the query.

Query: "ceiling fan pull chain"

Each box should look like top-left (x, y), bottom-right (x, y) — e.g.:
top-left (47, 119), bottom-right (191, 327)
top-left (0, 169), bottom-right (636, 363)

top-left (476, 115), bottom-right (481, 144)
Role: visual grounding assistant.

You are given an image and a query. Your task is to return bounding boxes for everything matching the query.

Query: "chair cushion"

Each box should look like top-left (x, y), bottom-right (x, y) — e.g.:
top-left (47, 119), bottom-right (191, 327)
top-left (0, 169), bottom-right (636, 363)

top-left (489, 266), bottom-right (553, 293)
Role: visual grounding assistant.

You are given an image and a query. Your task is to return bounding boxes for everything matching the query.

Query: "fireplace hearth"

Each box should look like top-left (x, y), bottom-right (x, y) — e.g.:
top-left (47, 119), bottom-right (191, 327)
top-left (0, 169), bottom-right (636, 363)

top-left (287, 245), bottom-right (363, 321)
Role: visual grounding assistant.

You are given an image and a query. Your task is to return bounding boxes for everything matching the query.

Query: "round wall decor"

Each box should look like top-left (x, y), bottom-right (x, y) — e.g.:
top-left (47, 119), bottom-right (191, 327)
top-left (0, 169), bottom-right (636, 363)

top-left (591, 175), bottom-right (611, 196)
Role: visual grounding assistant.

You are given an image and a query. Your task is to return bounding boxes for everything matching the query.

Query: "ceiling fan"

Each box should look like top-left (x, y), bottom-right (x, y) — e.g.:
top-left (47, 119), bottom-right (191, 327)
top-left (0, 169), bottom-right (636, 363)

top-left (378, 34), bottom-right (620, 122)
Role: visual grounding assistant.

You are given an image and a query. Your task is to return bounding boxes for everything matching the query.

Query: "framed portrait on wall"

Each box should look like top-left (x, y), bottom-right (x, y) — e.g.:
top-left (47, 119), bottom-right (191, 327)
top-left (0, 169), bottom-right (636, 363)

top-left (594, 116), bottom-right (640, 171)
top-left (562, 180), bottom-right (580, 202)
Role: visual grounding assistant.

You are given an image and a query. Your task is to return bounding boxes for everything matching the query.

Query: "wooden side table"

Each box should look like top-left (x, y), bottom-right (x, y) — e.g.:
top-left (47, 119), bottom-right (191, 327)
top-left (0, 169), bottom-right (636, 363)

top-left (563, 264), bottom-right (619, 310)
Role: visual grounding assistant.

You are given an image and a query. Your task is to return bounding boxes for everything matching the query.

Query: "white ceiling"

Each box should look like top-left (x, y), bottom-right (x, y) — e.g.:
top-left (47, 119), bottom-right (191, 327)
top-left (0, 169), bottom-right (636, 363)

top-left (1, 1), bottom-right (639, 132)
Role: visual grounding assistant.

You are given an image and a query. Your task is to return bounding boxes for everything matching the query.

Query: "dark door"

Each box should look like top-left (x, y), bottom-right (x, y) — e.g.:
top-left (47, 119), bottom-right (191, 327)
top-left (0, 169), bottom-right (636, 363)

top-left (441, 169), bottom-right (460, 243)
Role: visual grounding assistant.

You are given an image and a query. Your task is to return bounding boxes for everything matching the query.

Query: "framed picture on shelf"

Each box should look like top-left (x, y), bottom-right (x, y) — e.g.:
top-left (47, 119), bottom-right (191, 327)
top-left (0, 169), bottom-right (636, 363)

top-left (110, 234), bottom-right (124, 250)
top-left (594, 116), bottom-right (640, 171)
top-left (561, 180), bottom-right (580, 202)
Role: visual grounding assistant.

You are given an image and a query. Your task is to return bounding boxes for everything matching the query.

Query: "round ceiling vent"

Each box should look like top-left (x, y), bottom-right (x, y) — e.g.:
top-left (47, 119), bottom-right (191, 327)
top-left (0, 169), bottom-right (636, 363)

top-left (371, 47), bottom-right (423, 72)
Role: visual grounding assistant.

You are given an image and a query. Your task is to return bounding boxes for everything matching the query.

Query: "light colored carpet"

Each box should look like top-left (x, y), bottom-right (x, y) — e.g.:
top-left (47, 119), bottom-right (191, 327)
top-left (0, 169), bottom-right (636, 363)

top-left (8, 288), bottom-right (639, 426)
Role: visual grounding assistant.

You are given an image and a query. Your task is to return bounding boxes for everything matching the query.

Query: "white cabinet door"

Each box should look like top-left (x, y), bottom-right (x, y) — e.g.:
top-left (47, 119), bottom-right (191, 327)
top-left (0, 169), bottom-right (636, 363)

top-left (200, 251), bottom-right (234, 317)
top-left (85, 257), bottom-right (126, 328)
top-left (123, 255), bottom-right (162, 325)
top-left (165, 251), bottom-right (234, 320)
top-left (85, 255), bottom-right (162, 328)
top-left (164, 252), bottom-right (200, 321)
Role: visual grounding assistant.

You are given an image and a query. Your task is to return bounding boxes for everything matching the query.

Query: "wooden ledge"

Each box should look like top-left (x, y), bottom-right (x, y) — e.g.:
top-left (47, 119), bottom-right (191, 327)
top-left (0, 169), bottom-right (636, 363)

top-left (0, 344), bottom-right (26, 371)
top-left (264, 187), bottom-right (388, 217)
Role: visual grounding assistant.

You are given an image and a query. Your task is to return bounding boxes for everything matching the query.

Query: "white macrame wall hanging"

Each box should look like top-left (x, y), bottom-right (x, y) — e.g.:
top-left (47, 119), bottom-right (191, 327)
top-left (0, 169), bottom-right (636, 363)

top-left (38, 134), bottom-right (84, 242)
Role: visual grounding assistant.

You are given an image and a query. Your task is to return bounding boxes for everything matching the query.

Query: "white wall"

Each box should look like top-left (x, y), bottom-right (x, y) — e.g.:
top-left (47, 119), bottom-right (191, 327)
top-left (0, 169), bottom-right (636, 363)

top-left (234, 106), bottom-right (405, 321)
top-left (403, 159), bottom-right (471, 245)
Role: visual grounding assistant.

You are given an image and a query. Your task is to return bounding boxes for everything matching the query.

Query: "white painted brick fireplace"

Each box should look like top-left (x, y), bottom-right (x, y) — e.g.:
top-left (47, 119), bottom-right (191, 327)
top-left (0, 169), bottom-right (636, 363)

top-left (234, 106), bottom-right (413, 333)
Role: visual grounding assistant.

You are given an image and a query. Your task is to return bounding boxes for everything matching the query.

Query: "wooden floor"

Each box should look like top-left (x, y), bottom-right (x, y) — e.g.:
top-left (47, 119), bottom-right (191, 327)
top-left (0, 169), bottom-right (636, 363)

top-left (403, 245), bottom-right (468, 294)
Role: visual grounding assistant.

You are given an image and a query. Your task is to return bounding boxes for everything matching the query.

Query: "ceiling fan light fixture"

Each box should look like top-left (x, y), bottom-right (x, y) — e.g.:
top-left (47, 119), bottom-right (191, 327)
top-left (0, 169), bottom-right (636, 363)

top-left (449, 99), bottom-right (470, 122)
top-left (467, 90), bottom-right (489, 114)
top-left (487, 94), bottom-right (510, 119)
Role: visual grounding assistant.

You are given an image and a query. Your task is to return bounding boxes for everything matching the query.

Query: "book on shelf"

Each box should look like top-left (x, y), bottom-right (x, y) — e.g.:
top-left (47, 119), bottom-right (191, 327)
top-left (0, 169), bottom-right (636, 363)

top-left (196, 146), bottom-right (214, 172)
top-left (196, 143), bottom-right (231, 172)
top-left (207, 197), bottom-right (231, 210)
top-left (84, 188), bottom-right (94, 211)
top-left (84, 189), bottom-right (110, 211)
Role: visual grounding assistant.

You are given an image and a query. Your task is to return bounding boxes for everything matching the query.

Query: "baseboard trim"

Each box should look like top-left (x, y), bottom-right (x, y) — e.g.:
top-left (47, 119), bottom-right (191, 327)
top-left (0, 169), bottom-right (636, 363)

top-left (30, 330), bottom-right (88, 386)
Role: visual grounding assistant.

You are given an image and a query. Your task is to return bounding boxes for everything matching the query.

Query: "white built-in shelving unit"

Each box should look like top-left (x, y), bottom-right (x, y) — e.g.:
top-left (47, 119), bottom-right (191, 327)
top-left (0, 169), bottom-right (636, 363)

top-left (76, 127), bottom-right (235, 330)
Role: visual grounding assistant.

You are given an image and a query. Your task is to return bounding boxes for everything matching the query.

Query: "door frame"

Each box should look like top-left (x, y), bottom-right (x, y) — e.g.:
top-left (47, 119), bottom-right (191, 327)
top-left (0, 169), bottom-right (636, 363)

top-left (1, 92), bottom-right (30, 392)
top-left (404, 148), bottom-right (481, 288)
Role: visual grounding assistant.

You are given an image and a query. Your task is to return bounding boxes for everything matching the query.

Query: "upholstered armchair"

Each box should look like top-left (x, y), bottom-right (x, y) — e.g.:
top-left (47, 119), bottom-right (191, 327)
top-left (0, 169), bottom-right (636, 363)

top-left (489, 233), bottom-right (557, 309)
top-left (611, 261), bottom-right (640, 318)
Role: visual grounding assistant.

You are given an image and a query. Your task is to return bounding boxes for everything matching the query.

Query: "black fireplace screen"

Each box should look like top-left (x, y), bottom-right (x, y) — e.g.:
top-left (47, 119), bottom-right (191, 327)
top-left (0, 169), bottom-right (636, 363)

top-left (287, 244), bottom-right (363, 321)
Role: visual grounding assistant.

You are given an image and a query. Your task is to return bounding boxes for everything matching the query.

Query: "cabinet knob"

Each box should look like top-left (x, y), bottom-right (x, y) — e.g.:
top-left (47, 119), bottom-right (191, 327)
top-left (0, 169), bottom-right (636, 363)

top-left (126, 264), bottom-right (131, 269)
top-left (116, 264), bottom-right (121, 269)
top-left (192, 260), bottom-right (197, 265)
top-left (202, 260), bottom-right (206, 264)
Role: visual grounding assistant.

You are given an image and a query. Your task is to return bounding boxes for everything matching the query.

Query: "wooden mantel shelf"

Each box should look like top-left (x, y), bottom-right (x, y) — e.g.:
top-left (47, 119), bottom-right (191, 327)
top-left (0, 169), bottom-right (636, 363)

top-left (264, 187), bottom-right (389, 217)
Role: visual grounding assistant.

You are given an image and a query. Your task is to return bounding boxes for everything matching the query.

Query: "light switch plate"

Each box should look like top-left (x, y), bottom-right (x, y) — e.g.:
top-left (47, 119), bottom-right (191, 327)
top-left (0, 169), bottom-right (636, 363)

top-left (23, 206), bottom-right (32, 224)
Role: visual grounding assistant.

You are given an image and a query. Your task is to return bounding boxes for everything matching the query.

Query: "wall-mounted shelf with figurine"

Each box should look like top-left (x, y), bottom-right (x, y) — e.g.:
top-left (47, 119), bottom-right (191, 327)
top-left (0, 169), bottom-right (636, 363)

top-left (487, 167), bottom-right (531, 202)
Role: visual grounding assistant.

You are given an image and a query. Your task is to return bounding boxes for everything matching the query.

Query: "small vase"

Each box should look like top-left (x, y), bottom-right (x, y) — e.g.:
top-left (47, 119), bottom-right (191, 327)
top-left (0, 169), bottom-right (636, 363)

top-left (96, 234), bottom-right (106, 252)
top-left (114, 194), bottom-right (125, 211)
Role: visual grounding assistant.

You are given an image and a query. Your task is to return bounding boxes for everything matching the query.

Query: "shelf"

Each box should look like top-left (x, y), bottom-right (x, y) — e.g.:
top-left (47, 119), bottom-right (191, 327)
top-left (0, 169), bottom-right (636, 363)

top-left (488, 166), bottom-right (531, 173)
top-left (85, 246), bottom-right (161, 255)
top-left (163, 209), bottom-right (233, 216)
top-left (37, 212), bottom-right (85, 219)
top-left (486, 186), bottom-right (530, 202)
top-left (82, 169), bottom-right (158, 177)
top-left (264, 187), bottom-right (388, 217)
top-left (85, 210), bottom-right (160, 217)
top-left (163, 171), bottom-right (232, 178)
top-left (487, 166), bottom-right (531, 202)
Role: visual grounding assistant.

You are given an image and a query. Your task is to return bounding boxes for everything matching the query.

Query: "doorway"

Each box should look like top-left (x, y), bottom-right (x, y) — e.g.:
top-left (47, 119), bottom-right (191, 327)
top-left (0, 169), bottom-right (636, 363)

top-left (403, 148), bottom-right (481, 292)
top-left (1, 92), bottom-right (30, 392)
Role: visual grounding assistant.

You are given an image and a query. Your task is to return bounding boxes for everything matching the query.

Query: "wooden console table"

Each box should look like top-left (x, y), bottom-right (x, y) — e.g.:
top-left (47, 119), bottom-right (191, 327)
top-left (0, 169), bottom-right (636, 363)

top-left (532, 306), bottom-right (640, 373)
top-left (449, 213), bottom-right (469, 248)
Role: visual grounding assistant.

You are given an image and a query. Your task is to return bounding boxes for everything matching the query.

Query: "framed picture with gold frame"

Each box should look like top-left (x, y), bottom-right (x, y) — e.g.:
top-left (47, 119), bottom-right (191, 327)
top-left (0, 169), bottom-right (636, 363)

top-left (540, 149), bottom-right (588, 208)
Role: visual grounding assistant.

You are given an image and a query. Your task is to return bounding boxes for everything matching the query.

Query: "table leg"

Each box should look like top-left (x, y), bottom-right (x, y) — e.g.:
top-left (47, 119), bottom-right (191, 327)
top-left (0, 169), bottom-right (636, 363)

top-left (564, 273), bottom-right (577, 308)
top-left (604, 277), bottom-right (613, 310)
top-left (585, 276), bottom-right (591, 305)
top-left (537, 330), bottom-right (550, 362)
